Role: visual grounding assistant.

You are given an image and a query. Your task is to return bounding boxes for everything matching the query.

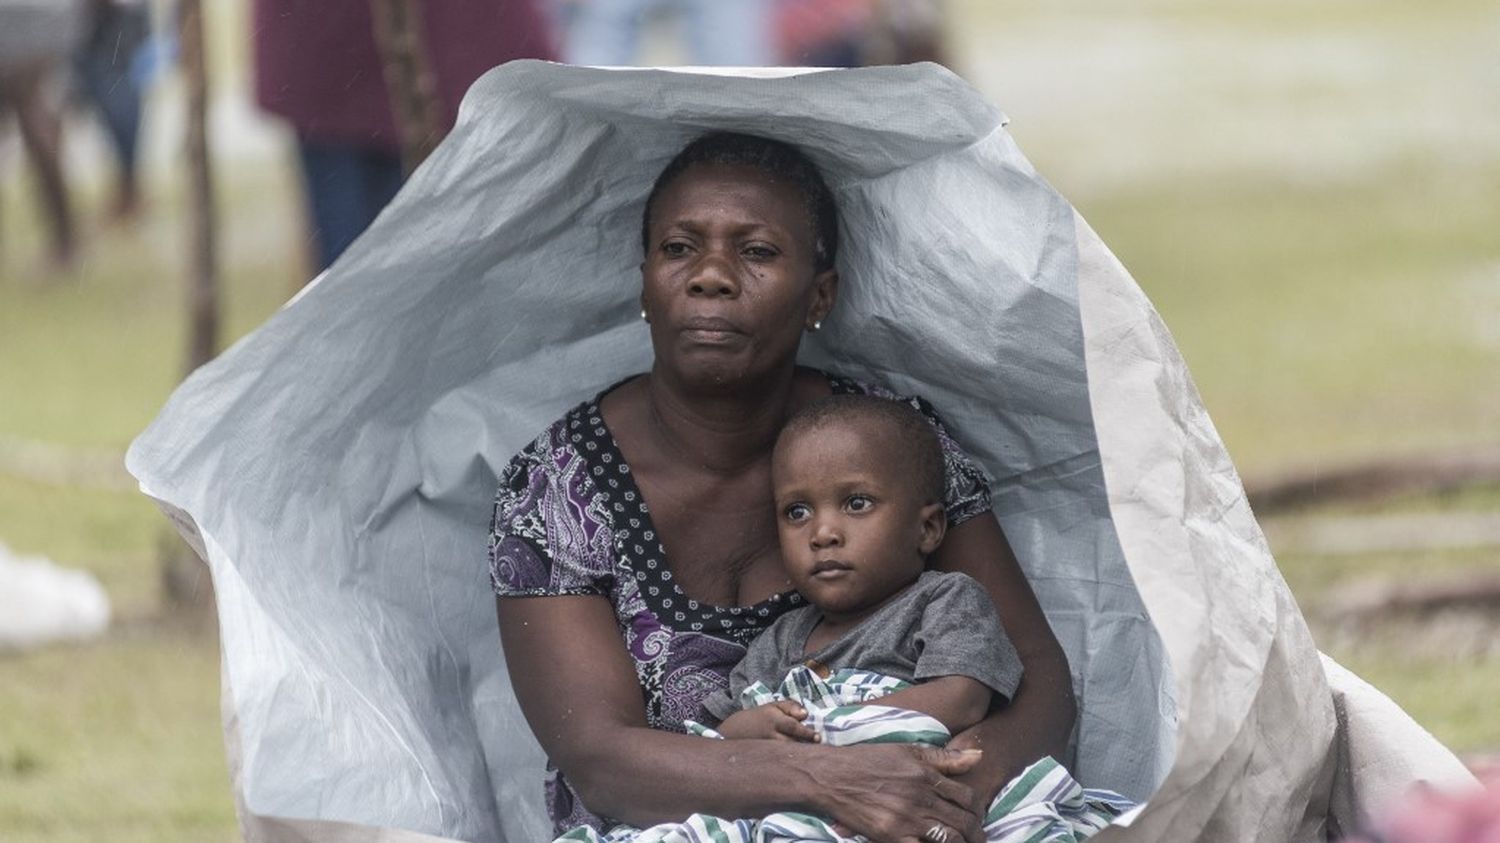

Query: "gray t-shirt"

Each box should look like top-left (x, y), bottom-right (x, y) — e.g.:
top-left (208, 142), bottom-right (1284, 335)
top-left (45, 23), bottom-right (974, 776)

top-left (700, 570), bottom-right (1023, 723)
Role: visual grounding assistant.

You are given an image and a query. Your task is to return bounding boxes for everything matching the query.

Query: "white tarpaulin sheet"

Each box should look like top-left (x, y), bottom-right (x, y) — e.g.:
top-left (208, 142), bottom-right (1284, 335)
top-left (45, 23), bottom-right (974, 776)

top-left (126, 61), bottom-right (1472, 843)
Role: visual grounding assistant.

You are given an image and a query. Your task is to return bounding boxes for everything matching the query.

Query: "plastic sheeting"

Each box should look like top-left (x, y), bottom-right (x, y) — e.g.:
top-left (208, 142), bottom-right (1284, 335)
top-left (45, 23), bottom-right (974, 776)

top-left (126, 62), bottom-right (1472, 843)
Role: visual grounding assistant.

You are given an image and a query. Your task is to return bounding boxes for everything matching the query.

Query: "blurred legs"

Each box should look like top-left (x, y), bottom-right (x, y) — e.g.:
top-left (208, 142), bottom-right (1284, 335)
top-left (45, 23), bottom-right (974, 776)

top-left (0, 61), bottom-right (76, 269)
top-left (294, 139), bottom-right (404, 272)
top-left (564, 0), bottom-right (773, 67)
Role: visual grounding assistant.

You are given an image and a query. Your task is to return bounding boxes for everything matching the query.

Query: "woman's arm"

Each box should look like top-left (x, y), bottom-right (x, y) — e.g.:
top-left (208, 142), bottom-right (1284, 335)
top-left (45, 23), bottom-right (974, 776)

top-left (928, 514), bottom-right (1077, 804)
top-left (497, 594), bottom-right (987, 842)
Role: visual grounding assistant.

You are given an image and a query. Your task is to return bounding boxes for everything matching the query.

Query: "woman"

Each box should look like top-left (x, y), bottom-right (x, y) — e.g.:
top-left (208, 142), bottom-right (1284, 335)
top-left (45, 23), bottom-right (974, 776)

top-left (491, 133), bottom-right (1076, 843)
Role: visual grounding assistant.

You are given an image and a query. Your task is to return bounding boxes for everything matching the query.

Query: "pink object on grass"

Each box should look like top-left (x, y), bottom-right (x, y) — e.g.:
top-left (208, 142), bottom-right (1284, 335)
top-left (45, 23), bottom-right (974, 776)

top-left (1348, 776), bottom-right (1500, 843)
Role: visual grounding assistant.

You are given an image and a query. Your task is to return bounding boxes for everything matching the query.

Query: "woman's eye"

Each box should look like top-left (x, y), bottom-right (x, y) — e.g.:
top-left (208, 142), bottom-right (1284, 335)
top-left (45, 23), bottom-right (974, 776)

top-left (661, 241), bottom-right (691, 257)
top-left (742, 245), bottom-right (777, 261)
top-left (784, 503), bottom-right (811, 522)
top-left (845, 495), bottom-right (874, 513)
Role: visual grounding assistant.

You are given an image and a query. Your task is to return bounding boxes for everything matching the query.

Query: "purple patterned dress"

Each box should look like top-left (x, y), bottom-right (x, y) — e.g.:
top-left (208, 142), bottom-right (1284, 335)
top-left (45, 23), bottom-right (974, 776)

top-left (488, 373), bottom-right (993, 834)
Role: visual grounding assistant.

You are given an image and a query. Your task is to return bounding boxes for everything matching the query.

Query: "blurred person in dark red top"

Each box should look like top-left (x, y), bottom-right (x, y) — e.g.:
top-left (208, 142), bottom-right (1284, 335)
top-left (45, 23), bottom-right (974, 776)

top-left (771, 0), bottom-right (949, 69)
top-left (253, 0), bottom-right (556, 273)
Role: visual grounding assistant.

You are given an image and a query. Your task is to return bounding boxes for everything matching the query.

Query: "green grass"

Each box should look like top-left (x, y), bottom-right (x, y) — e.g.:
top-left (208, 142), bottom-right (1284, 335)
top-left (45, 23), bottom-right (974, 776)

top-left (1265, 483), bottom-right (1500, 754)
top-left (1340, 651), bottom-right (1500, 754)
top-left (966, 0), bottom-right (1500, 33)
top-left (0, 2), bottom-right (1496, 838)
top-left (1084, 162), bottom-right (1500, 472)
top-left (0, 475), bottom-right (165, 617)
top-left (1290, 484), bottom-right (1500, 518)
top-left (1276, 544), bottom-right (1499, 612)
top-left (0, 631), bottom-right (236, 843)
top-left (0, 171), bottom-right (299, 448)
top-left (1, 51), bottom-right (298, 835)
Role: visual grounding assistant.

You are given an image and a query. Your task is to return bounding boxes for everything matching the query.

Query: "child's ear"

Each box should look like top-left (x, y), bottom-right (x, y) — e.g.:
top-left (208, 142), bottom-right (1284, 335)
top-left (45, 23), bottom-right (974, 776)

top-left (918, 503), bottom-right (946, 555)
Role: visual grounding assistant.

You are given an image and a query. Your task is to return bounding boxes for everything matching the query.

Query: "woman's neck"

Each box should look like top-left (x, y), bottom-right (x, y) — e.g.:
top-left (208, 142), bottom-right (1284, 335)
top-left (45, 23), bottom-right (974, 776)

top-left (645, 364), bottom-right (801, 476)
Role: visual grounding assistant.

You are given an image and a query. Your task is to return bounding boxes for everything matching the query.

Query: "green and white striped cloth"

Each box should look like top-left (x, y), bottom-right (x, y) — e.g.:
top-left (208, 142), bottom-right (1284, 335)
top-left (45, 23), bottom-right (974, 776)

top-left (555, 667), bottom-right (1133, 843)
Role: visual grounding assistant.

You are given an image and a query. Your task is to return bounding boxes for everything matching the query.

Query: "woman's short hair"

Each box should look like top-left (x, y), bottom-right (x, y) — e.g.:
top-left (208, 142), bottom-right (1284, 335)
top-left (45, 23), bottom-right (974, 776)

top-left (641, 132), bottom-right (840, 273)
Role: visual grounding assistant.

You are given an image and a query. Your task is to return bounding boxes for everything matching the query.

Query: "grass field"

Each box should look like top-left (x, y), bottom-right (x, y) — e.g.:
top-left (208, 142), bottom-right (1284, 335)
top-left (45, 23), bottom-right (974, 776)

top-left (1, 1), bottom-right (1497, 839)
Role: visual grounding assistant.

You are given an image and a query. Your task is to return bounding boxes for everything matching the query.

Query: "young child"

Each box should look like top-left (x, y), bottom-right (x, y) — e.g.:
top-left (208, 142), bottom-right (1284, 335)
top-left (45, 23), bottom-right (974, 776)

top-left (698, 393), bottom-right (1023, 740)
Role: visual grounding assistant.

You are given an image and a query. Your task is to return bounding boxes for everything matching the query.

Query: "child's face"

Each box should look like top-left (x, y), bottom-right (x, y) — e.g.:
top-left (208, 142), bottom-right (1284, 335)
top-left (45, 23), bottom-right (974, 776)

top-left (771, 419), bottom-right (945, 618)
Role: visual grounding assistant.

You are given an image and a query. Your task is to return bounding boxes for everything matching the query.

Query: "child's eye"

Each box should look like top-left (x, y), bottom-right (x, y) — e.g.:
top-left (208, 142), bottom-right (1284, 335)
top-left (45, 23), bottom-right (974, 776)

top-left (783, 502), bottom-right (812, 523)
top-left (845, 495), bottom-right (874, 513)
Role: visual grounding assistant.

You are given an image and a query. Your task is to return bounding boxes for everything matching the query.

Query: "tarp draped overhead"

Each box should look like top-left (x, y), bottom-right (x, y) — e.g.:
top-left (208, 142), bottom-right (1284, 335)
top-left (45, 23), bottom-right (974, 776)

top-left (126, 61), bottom-right (1471, 843)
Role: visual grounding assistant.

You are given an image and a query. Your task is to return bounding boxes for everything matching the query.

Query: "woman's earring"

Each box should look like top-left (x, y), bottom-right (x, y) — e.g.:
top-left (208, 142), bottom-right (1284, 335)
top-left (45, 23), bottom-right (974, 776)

top-left (640, 309), bottom-right (648, 322)
top-left (809, 320), bottom-right (823, 332)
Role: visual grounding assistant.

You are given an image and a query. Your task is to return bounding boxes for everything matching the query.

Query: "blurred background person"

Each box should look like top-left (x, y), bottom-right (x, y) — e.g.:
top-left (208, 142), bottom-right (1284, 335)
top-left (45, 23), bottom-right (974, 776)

top-left (772, 0), bottom-right (948, 68)
top-left (73, 0), bottom-right (154, 223)
top-left (864, 0), bottom-right (947, 66)
top-left (0, 0), bottom-right (83, 273)
top-left (772, 0), bottom-right (870, 66)
top-left (558, 0), bottom-right (773, 67)
top-left (252, 0), bottom-right (555, 275)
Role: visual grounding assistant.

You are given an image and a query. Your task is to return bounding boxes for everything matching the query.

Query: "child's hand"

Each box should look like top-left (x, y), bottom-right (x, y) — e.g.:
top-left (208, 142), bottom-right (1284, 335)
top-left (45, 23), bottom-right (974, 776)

top-left (716, 700), bottom-right (820, 742)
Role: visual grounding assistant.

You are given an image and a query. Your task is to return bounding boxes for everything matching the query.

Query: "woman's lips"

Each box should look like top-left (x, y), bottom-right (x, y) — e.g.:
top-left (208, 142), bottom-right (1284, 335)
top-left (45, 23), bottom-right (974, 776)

top-left (680, 316), bottom-right (742, 344)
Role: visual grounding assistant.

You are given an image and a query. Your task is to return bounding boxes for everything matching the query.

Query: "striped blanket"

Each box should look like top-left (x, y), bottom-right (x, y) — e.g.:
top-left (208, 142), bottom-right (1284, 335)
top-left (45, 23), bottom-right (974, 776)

top-left (555, 667), bottom-right (1133, 843)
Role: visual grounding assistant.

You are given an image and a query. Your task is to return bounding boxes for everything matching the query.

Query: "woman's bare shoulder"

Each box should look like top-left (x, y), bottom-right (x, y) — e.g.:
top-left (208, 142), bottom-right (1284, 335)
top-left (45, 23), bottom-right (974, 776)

top-left (789, 365), bottom-right (836, 408)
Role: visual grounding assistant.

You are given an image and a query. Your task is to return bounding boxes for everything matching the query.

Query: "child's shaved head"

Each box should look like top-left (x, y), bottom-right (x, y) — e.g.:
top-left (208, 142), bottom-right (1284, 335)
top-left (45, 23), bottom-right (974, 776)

top-left (775, 394), bottom-right (946, 505)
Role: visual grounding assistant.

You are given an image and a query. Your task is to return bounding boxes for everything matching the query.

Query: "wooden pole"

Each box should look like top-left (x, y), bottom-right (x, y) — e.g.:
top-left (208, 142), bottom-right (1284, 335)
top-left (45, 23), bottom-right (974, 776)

top-left (1325, 569), bottom-right (1500, 621)
top-left (1245, 448), bottom-right (1500, 515)
top-left (166, 0), bottom-right (219, 620)
top-left (180, 0), bottom-right (218, 374)
top-left (369, 0), bottom-right (444, 174)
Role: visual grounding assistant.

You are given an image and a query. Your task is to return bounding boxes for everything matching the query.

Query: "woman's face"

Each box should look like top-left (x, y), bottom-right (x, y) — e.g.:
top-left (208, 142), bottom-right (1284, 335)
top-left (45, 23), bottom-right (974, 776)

top-left (641, 162), bottom-right (837, 390)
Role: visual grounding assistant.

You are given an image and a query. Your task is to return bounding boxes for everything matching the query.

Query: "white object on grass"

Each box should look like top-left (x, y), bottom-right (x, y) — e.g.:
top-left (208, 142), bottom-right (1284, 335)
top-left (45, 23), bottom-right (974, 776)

top-left (0, 541), bottom-right (110, 650)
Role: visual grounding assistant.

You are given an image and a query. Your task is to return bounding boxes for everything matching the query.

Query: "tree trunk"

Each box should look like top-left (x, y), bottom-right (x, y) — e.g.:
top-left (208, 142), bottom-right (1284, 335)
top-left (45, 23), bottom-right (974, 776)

top-left (1326, 569), bottom-right (1500, 621)
top-left (1245, 448), bottom-right (1500, 514)
top-left (369, 0), bottom-right (444, 174)
top-left (165, 0), bottom-right (218, 621)
top-left (181, 0), bottom-right (218, 374)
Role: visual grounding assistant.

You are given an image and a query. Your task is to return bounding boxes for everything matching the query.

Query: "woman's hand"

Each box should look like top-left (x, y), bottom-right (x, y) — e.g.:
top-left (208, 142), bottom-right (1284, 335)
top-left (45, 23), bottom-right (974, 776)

top-left (717, 701), bottom-right (819, 742)
top-left (808, 744), bottom-right (985, 843)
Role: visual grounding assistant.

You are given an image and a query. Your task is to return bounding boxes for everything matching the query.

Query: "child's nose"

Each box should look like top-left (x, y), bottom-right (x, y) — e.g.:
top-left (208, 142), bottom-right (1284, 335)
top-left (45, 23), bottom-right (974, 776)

top-left (810, 520), bottom-right (843, 549)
